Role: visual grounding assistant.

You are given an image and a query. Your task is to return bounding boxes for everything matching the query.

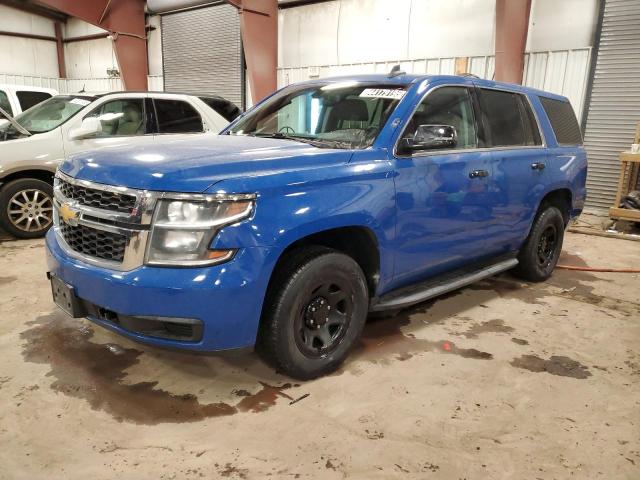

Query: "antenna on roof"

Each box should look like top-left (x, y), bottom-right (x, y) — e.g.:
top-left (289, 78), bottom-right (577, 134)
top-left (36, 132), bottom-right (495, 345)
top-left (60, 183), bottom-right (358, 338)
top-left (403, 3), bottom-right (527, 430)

top-left (460, 73), bottom-right (480, 79)
top-left (388, 64), bottom-right (406, 78)
top-left (78, 84), bottom-right (86, 93)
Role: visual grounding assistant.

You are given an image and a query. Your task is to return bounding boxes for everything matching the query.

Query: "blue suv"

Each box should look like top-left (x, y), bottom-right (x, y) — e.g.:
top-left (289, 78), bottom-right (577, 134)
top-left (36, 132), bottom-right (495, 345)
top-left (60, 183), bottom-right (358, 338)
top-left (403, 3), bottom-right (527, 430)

top-left (46, 72), bottom-right (587, 379)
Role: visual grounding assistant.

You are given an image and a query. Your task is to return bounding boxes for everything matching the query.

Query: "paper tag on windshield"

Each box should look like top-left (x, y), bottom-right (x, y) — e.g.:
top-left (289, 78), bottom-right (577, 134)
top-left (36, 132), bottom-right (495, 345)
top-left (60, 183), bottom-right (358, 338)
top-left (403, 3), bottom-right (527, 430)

top-left (359, 88), bottom-right (406, 100)
top-left (70, 98), bottom-right (91, 106)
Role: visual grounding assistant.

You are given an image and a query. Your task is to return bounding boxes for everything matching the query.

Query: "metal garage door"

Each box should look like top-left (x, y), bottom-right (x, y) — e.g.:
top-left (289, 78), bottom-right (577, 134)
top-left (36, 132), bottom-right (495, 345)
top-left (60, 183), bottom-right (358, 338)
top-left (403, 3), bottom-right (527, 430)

top-left (583, 0), bottom-right (640, 209)
top-left (161, 3), bottom-right (243, 107)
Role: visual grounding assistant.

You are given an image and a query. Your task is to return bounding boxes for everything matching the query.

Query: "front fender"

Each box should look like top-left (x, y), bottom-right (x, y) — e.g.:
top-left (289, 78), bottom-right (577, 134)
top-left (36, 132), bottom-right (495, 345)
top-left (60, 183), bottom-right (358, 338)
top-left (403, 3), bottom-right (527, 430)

top-left (209, 155), bottom-right (397, 290)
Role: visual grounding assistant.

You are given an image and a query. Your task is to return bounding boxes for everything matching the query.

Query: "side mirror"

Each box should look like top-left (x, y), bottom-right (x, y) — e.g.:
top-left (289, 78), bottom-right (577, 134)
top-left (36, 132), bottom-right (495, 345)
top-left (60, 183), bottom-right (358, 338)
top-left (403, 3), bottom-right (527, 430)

top-left (69, 117), bottom-right (102, 140)
top-left (398, 124), bottom-right (457, 154)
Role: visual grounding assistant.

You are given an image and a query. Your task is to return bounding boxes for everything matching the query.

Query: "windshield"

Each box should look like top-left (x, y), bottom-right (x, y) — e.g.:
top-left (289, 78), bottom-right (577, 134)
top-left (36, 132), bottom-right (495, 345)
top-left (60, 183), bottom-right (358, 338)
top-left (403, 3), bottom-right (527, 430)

top-left (3, 95), bottom-right (95, 134)
top-left (228, 82), bottom-right (407, 149)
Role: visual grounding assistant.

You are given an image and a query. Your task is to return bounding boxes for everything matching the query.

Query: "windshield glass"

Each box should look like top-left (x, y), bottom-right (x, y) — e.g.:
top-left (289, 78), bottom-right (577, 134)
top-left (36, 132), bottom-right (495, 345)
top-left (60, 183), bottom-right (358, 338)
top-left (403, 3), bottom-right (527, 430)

top-left (4, 95), bottom-right (95, 134)
top-left (228, 82), bottom-right (407, 149)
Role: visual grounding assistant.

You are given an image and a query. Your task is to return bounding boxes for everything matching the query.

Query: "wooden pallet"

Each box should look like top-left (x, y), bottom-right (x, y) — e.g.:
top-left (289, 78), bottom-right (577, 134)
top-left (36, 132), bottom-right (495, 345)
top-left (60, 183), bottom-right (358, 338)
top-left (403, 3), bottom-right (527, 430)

top-left (609, 123), bottom-right (640, 222)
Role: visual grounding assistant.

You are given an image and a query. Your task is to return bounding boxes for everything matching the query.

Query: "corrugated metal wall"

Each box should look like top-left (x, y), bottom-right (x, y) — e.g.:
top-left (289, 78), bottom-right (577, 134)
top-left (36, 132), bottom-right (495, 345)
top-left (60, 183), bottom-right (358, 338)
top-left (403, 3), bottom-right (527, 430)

top-left (0, 73), bottom-right (123, 93)
top-left (583, 0), bottom-right (640, 210)
top-left (277, 48), bottom-right (591, 120)
top-left (161, 3), bottom-right (242, 106)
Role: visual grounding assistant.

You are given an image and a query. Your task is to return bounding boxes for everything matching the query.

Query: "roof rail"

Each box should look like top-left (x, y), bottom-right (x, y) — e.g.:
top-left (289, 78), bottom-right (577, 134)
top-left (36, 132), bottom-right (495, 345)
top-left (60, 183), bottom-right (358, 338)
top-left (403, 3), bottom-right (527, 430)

top-left (388, 64), bottom-right (406, 78)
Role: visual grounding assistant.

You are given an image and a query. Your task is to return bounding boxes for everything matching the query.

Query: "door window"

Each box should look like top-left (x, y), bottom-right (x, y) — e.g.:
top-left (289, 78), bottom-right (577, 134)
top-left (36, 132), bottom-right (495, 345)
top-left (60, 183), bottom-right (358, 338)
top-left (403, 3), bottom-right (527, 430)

top-left (401, 86), bottom-right (477, 150)
top-left (0, 90), bottom-right (13, 116)
top-left (16, 91), bottom-right (52, 111)
top-left (86, 99), bottom-right (147, 137)
top-left (479, 89), bottom-right (541, 147)
top-left (153, 99), bottom-right (204, 134)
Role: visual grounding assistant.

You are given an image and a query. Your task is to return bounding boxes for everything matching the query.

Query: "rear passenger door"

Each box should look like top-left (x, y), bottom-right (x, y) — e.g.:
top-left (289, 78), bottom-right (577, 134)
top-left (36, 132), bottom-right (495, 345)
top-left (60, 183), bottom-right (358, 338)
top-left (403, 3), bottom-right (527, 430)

top-left (474, 87), bottom-right (546, 256)
top-left (150, 98), bottom-right (207, 136)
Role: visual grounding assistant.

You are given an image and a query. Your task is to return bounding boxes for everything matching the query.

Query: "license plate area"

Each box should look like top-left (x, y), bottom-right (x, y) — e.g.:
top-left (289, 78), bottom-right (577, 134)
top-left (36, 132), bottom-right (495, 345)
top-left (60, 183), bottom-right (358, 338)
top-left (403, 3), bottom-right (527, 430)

top-left (49, 274), bottom-right (86, 318)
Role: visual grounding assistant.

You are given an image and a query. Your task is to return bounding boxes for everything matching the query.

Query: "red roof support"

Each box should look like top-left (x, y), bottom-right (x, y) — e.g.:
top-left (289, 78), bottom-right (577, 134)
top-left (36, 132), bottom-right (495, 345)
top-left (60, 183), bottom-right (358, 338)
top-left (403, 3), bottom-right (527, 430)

top-left (494, 0), bottom-right (532, 84)
top-left (226, 0), bottom-right (278, 103)
top-left (35, 0), bottom-right (148, 90)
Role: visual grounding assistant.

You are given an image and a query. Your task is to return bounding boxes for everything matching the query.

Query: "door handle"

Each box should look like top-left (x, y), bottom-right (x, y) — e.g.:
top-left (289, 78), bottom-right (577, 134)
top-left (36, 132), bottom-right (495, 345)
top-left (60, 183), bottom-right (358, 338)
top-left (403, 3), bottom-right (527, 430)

top-left (469, 169), bottom-right (489, 178)
top-left (531, 162), bottom-right (546, 170)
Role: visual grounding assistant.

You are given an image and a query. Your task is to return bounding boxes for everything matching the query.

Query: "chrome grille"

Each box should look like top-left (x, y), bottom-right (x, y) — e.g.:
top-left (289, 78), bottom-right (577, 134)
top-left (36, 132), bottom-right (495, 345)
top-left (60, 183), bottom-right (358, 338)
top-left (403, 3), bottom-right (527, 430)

top-left (58, 178), bottom-right (137, 214)
top-left (59, 223), bottom-right (127, 263)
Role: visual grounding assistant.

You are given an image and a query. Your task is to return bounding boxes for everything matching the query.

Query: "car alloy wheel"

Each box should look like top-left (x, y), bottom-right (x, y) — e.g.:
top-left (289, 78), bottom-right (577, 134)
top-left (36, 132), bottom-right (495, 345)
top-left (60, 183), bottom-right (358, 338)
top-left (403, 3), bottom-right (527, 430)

top-left (7, 188), bottom-right (53, 233)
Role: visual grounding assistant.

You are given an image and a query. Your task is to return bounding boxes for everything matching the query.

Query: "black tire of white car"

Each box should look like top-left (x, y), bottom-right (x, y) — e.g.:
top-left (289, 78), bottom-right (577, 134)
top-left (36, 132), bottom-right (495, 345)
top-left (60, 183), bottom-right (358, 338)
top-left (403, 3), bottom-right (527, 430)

top-left (514, 206), bottom-right (565, 282)
top-left (0, 178), bottom-right (54, 239)
top-left (258, 246), bottom-right (369, 380)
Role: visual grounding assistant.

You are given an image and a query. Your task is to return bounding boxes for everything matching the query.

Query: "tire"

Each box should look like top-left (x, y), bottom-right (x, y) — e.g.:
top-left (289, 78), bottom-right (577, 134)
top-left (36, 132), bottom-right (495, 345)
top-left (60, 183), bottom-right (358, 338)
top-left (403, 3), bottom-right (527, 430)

top-left (258, 246), bottom-right (369, 380)
top-left (0, 178), bottom-right (54, 239)
top-left (513, 206), bottom-right (565, 282)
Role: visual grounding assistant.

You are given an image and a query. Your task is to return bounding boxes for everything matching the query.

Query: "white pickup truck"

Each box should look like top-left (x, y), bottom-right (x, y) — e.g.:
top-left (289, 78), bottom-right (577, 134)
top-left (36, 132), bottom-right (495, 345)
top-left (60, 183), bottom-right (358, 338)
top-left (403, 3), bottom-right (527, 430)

top-left (0, 90), bottom-right (240, 238)
top-left (0, 84), bottom-right (58, 119)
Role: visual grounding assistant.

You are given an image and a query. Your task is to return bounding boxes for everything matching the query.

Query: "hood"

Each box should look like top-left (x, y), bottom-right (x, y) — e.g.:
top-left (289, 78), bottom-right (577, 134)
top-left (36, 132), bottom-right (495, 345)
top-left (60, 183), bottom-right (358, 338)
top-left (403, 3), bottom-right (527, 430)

top-left (59, 135), bottom-right (353, 192)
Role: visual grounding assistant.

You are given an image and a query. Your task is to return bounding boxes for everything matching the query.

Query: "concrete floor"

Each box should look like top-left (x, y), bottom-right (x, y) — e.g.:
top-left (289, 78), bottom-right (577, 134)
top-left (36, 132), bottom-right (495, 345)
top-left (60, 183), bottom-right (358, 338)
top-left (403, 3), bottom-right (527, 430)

top-left (0, 232), bottom-right (638, 479)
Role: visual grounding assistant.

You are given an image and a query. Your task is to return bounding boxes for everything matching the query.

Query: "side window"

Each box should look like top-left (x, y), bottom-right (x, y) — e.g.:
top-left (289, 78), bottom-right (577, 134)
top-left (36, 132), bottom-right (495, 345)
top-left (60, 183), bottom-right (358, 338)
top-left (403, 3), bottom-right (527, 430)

top-left (0, 90), bottom-right (13, 116)
top-left (478, 89), bottom-right (541, 147)
top-left (538, 96), bottom-right (583, 145)
top-left (401, 86), bottom-right (477, 150)
top-left (154, 99), bottom-right (204, 134)
top-left (86, 99), bottom-right (146, 137)
top-left (16, 91), bottom-right (52, 111)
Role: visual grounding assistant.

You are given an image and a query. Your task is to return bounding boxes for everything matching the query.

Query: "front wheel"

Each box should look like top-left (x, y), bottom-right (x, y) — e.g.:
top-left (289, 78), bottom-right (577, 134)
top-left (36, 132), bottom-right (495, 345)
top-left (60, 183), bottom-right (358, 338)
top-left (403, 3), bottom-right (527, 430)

top-left (258, 247), bottom-right (369, 380)
top-left (513, 206), bottom-right (565, 282)
top-left (0, 178), bottom-right (54, 239)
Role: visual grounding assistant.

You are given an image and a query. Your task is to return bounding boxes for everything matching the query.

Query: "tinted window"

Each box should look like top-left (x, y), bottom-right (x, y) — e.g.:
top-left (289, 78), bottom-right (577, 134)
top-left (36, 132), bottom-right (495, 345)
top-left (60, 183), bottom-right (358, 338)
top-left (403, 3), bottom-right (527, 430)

top-left (0, 90), bottom-right (13, 116)
top-left (86, 98), bottom-right (147, 137)
top-left (402, 86), bottom-right (477, 150)
top-left (154, 99), bottom-right (203, 134)
top-left (539, 96), bottom-right (582, 145)
top-left (479, 89), bottom-right (541, 147)
top-left (17, 91), bottom-right (52, 111)
top-left (198, 96), bottom-right (241, 122)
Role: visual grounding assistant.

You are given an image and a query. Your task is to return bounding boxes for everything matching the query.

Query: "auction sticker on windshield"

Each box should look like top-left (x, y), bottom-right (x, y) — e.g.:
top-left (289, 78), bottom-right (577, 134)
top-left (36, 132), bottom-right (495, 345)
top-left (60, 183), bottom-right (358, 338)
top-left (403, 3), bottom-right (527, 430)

top-left (359, 88), bottom-right (406, 100)
top-left (70, 98), bottom-right (91, 106)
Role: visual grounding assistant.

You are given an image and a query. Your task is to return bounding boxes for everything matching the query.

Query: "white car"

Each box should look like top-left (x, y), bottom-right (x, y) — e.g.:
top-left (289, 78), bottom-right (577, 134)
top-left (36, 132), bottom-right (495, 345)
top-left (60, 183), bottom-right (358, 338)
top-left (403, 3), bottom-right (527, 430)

top-left (0, 91), bottom-right (240, 238)
top-left (0, 84), bottom-right (58, 120)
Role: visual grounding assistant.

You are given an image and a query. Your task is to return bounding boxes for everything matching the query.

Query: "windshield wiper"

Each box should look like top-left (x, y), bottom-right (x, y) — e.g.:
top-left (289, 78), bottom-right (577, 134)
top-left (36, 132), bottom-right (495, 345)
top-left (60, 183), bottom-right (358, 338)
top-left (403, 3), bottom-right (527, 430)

top-left (0, 106), bottom-right (31, 137)
top-left (249, 132), bottom-right (341, 148)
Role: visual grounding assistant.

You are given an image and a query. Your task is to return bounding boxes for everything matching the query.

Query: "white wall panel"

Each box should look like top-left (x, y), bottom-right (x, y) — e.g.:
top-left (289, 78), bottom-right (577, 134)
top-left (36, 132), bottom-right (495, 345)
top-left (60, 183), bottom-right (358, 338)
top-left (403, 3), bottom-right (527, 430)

top-left (408, 0), bottom-right (496, 58)
top-left (64, 38), bottom-right (116, 79)
top-left (0, 37), bottom-right (59, 77)
top-left (527, 0), bottom-right (599, 52)
top-left (0, 5), bottom-right (55, 36)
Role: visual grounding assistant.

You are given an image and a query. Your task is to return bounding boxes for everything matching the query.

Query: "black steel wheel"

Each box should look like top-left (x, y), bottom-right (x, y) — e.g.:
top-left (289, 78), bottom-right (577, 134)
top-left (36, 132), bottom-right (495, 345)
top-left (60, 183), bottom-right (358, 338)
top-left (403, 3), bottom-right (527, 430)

top-left (258, 246), bottom-right (369, 380)
top-left (514, 205), bottom-right (565, 282)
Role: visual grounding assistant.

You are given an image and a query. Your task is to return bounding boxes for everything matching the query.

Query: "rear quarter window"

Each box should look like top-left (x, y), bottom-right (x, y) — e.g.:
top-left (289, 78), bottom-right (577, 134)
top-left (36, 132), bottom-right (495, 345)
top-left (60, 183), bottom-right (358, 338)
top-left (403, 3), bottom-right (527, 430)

top-left (538, 96), bottom-right (583, 146)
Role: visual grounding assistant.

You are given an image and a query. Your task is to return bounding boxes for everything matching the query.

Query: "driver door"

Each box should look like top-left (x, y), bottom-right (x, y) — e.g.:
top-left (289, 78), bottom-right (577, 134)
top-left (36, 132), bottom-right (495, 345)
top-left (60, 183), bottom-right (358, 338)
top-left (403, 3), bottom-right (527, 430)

top-left (391, 85), bottom-right (495, 286)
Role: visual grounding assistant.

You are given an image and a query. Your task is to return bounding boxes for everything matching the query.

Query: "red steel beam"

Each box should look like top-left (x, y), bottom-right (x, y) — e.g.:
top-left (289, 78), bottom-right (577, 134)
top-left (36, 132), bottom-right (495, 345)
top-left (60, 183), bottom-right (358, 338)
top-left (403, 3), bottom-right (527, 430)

top-left (494, 0), bottom-right (532, 84)
top-left (35, 0), bottom-right (148, 90)
top-left (226, 0), bottom-right (277, 103)
top-left (54, 21), bottom-right (66, 78)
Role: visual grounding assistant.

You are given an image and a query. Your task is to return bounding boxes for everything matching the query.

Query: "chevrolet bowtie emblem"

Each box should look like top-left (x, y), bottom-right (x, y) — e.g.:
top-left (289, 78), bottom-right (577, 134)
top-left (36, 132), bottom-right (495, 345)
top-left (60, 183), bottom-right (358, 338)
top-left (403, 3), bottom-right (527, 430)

top-left (59, 202), bottom-right (79, 225)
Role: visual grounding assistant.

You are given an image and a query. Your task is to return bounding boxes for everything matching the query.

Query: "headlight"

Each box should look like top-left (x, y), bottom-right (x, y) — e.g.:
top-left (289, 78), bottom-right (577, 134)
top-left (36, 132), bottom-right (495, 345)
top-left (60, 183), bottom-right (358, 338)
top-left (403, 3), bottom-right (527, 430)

top-left (146, 197), bottom-right (254, 267)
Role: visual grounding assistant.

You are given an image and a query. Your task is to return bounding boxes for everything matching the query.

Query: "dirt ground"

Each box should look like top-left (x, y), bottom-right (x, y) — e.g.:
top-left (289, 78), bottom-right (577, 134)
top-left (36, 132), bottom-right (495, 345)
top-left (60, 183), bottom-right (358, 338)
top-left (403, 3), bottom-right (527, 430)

top-left (0, 232), bottom-right (638, 479)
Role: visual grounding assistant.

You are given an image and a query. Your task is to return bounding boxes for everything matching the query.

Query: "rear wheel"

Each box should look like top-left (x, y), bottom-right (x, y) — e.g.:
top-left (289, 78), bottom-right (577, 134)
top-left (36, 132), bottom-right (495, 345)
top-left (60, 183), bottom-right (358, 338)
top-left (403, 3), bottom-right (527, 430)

top-left (0, 179), bottom-right (54, 239)
top-left (258, 247), bottom-right (369, 380)
top-left (513, 206), bottom-right (565, 282)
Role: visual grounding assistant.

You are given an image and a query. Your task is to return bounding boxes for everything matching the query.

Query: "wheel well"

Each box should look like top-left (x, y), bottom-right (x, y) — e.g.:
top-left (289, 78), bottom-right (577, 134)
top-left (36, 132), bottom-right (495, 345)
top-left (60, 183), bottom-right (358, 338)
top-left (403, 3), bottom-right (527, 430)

top-left (0, 170), bottom-right (55, 188)
top-left (278, 227), bottom-right (381, 295)
top-left (539, 189), bottom-right (572, 225)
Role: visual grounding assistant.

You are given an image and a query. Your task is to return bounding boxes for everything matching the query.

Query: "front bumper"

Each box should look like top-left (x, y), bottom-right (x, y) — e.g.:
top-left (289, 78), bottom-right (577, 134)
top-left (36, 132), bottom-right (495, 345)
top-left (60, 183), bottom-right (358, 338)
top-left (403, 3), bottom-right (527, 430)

top-left (45, 229), bottom-right (275, 351)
